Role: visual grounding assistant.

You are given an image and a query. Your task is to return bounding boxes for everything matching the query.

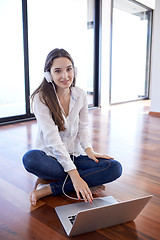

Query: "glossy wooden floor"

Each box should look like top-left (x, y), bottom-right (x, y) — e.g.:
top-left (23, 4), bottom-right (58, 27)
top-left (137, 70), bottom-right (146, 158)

top-left (0, 100), bottom-right (160, 240)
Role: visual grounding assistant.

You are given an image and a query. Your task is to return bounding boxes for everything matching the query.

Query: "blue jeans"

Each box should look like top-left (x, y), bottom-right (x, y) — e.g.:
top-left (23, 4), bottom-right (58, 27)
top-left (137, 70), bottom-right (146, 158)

top-left (22, 150), bottom-right (122, 196)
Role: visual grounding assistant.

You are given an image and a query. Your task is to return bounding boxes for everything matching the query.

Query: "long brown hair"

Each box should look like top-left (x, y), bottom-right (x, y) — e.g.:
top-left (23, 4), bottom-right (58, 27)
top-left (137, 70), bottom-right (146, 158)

top-left (31, 48), bottom-right (76, 131)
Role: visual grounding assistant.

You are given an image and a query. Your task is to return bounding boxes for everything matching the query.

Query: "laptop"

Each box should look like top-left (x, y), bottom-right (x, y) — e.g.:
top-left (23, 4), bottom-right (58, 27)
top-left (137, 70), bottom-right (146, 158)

top-left (55, 195), bottom-right (152, 236)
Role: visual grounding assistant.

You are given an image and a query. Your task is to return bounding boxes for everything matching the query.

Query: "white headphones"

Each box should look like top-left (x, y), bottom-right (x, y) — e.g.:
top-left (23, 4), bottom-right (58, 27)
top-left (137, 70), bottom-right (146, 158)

top-left (44, 71), bottom-right (58, 93)
top-left (44, 71), bottom-right (53, 83)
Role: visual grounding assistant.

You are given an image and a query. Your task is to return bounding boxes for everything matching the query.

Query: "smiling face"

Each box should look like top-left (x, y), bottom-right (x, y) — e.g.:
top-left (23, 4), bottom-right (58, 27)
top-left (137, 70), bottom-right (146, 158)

top-left (50, 57), bottom-right (74, 92)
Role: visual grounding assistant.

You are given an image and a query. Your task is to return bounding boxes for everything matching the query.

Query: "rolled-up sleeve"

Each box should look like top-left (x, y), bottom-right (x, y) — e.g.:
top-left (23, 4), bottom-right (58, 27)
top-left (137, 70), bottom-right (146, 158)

top-left (34, 94), bottom-right (76, 172)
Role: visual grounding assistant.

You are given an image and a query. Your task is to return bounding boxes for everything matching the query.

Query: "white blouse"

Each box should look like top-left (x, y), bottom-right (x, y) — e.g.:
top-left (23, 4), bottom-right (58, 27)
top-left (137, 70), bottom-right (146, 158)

top-left (34, 86), bottom-right (93, 172)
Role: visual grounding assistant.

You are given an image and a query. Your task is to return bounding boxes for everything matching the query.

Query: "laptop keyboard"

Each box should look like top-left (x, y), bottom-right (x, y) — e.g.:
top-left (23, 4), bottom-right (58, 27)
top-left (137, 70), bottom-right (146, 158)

top-left (68, 215), bottom-right (77, 225)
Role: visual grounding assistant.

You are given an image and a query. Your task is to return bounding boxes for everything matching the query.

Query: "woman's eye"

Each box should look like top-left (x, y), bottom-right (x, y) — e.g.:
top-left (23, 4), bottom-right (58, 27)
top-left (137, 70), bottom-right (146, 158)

top-left (67, 67), bottom-right (72, 71)
top-left (55, 70), bottom-right (61, 73)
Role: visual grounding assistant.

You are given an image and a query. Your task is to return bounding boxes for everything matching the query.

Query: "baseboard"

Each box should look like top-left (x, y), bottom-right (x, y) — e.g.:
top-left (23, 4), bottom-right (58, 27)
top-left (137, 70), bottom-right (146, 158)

top-left (149, 111), bottom-right (160, 116)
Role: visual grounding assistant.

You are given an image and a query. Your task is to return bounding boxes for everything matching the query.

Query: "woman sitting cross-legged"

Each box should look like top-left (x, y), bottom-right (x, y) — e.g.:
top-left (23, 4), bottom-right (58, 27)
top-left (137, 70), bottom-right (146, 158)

top-left (22, 48), bottom-right (122, 206)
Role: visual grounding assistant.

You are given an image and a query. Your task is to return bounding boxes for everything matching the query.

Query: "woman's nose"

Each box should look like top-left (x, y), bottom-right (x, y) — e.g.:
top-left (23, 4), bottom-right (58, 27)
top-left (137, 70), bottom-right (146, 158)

top-left (62, 71), bottom-right (68, 79)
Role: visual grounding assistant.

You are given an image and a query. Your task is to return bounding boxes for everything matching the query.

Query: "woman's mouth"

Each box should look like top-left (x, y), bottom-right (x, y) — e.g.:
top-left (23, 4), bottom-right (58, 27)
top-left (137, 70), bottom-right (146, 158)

top-left (61, 79), bottom-right (70, 84)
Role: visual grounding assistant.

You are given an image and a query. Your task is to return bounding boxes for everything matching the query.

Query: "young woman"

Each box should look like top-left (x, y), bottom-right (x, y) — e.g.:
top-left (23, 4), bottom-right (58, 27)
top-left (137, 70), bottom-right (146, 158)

top-left (22, 48), bottom-right (122, 206)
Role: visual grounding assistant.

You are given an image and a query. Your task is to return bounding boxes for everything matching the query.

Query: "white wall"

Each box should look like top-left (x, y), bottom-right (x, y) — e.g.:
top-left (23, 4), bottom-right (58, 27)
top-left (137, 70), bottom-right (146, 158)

top-left (149, 0), bottom-right (160, 113)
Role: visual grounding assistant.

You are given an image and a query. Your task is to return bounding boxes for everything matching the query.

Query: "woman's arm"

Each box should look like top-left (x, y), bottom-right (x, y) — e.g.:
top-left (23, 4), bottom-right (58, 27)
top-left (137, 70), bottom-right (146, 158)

top-left (78, 91), bottom-right (114, 161)
top-left (68, 169), bottom-right (93, 203)
top-left (78, 91), bottom-right (93, 151)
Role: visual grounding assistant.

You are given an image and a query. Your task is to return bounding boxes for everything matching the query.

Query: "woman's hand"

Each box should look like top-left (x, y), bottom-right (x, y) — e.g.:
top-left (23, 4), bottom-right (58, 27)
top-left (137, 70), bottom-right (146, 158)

top-left (85, 148), bottom-right (114, 163)
top-left (68, 169), bottom-right (93, 203)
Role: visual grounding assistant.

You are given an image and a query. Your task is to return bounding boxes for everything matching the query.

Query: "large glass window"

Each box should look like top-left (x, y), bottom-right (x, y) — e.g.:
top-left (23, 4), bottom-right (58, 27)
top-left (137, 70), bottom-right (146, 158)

top-left (110, 0), bottom-right (152, 104)
top-left (27, 0), bottom-right (94, 105)
top-left (0, 0), bottom-right (25, 118)
top-left (0, 0), bottom-right (95, 125)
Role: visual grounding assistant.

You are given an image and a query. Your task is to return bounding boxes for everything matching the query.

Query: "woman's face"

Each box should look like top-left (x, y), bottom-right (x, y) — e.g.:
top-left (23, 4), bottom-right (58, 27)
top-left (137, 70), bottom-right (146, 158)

top-left (50, 57), bottom-right (74, 91)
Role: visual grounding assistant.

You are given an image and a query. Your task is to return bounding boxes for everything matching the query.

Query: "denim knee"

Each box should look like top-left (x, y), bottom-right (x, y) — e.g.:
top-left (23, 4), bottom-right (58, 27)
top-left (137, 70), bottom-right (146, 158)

top-left (22, 149), bottom-right (42, 172)
top-left (112, 160), bottom-right (122, 180)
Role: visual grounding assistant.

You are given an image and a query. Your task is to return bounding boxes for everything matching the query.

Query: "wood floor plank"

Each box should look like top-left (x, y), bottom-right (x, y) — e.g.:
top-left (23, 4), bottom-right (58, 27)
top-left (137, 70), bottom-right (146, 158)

top-left (0, 177), bottom-right (44, 213)
top-left (0, 196), bottom-right (67, 240)
top-left (134, 215), bottom-right (160, 240)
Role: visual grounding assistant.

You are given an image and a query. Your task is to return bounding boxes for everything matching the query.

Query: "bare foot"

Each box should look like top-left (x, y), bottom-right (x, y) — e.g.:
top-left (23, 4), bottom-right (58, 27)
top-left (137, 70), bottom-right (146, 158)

top-left (34, 178), bottom-right (54, 190)
top-left (90, 185), bottom-right (105, 195)
top-left (30, 184), bottom-right (52, 206)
